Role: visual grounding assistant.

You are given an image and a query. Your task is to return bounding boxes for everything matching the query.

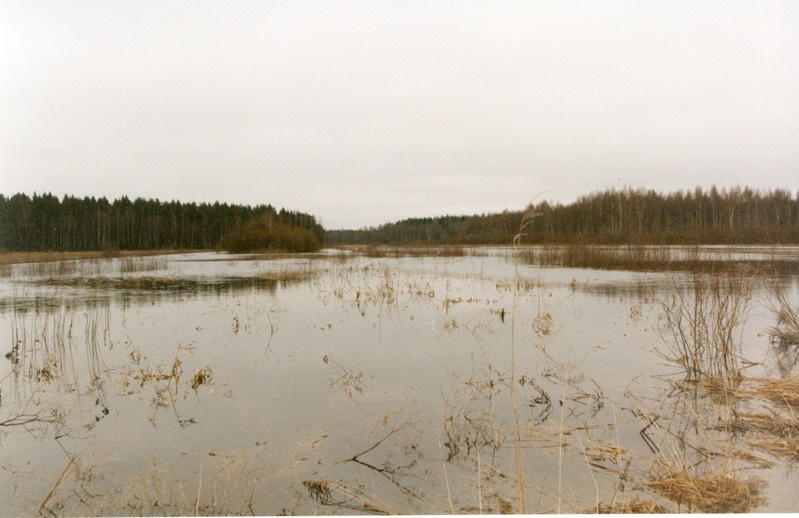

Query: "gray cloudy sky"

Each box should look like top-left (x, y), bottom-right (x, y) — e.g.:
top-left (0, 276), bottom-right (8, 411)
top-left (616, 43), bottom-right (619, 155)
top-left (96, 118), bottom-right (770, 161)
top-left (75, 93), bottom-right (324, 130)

top-left (2, 1), bottom-right (798, 229)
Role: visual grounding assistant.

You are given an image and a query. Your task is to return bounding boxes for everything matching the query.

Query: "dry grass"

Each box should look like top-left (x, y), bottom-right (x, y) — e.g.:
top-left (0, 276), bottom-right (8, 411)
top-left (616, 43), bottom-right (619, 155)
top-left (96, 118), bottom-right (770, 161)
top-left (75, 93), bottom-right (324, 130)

top-left (648, 467), bottom-right (765, 513)
top-left (118, 255), bottom-right (168, 273)
top-left (750, 376), bottom-right (799, 409)
top-left (350, 245), bottom-right (470, 258)
top-left (700, 375), bottom-right (799, 462)
top-left (0, 249), bottom-right (189, 265)
top-left (517, 243), bottom-right (799, 275)
top-left (750, 435), bottom-right (799, 462)
top-left (31, 270), bottom-right (315, 291)
top-left (656, 272), bottom-right (752, 389)
top-left (764, 279), bottom-right (799, 348)
top-left (732, 411), bottom-right (799, 462)
top-left (190, 367), bottom-right (213, 392)
top-left (588, 498), bottom-right (668, 514)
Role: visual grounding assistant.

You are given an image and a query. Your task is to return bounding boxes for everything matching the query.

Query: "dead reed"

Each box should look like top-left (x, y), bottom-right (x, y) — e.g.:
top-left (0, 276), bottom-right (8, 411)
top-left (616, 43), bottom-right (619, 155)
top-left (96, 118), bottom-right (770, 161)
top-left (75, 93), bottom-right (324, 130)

top-left (518, 243), bottom-right (799, 275)
top-left (764, 279), bottom-right (799, 348)
top-left (30, 269), bottom-right (315, 291)
top-left (118, 255), bottom-right (168, 273)
top-left (656, 272), bottom-right (752, 389)
top-left (0, 250), bottom-right (189, 266)
top-left (350, 245), bottom-right (471, 258)
top-left (648, 466), bottom-right (765, 513)
top-left (589, 498), bottom-right (667, 514)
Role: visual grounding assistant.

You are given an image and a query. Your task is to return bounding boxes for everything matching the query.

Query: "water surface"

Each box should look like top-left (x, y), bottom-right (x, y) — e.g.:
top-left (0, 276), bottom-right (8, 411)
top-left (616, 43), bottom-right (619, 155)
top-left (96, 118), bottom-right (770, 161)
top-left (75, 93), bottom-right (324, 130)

top-left (1, 248), bottom-right (797, 514)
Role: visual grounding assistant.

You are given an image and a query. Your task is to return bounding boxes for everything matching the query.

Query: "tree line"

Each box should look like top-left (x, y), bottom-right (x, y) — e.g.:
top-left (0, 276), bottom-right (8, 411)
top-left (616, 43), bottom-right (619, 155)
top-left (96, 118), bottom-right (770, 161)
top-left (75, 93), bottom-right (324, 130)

top-left (326, 186), bottom-right (799, 245)
top-left (0, 192), bottom-right (325, 252)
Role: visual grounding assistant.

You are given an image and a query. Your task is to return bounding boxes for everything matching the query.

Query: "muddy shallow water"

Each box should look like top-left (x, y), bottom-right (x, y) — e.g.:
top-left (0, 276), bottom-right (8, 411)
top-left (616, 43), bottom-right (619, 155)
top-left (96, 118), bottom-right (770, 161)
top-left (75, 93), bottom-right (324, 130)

top-left (1, 248), bottom-right (798, 515)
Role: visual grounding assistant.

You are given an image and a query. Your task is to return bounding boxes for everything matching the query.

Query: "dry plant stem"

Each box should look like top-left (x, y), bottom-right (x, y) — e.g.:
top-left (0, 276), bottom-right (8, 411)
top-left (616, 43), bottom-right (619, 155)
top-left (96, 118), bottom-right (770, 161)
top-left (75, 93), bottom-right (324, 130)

top-left (657, 272), bottom-right (751, 388)
top-left (765, 278), bottom-right (799, 346)
top-left (196, 458), bottom-right (203, 516)
top-left (340, 415), bottom-right (415, 464)
top-left (39, 445), bottom-right (87, 514)
top-left (575, 428), bottom-right (600, 512)
top-left (437, 435), bottom-right (455, 515)
top-left (477, 447), bottom-right (483, 514)
top-left (557, 381), bottom-right (566, 514)
top-left (509, 211), bottom-right (538, 514)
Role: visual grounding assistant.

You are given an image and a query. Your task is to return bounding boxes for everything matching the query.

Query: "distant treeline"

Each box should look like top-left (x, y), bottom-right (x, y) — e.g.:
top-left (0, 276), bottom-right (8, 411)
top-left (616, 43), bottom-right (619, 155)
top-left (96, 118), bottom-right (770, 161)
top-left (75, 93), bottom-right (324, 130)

top-left (327, 186), bottom-right (799, 245)
top-left (0, 192), bottom-right (325, 252)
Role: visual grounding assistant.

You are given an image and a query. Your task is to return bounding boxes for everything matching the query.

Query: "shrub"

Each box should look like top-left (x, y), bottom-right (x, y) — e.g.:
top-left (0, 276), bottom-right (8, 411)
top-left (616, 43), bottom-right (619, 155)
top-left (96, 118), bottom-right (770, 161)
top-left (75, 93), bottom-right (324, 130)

top-left (221, 215), bottom-right (321, 253)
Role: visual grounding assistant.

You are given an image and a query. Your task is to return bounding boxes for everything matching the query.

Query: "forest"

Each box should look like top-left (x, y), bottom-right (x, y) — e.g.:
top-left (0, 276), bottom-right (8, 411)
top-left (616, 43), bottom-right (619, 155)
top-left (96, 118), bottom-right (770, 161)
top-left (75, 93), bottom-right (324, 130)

top-left (326, 186), bottom-right (799, 246)
top-left (3, 186), bottom-right (798, 252)
top-left (0, 193), bottom-right (325, 252)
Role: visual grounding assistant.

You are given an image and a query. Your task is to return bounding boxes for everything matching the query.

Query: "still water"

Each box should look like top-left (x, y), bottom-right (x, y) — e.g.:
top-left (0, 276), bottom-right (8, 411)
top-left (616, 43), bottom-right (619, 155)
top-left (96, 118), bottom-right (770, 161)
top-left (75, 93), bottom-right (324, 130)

top-left (1, 248), bottom-right (797, 514)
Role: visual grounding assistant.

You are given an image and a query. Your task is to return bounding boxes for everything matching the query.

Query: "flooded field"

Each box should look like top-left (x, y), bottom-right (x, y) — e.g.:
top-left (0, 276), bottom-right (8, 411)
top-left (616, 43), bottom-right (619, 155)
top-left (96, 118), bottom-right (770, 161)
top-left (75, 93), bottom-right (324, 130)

top-left (1, 247), bottom-right (798, 515)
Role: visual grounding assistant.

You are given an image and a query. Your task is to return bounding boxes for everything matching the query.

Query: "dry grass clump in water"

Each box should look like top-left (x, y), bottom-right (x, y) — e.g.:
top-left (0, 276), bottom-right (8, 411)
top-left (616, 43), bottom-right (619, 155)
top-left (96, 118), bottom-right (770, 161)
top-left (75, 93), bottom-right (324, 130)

top-left (713, 376), bottom-right (799, 461)
top-left (733, 412), bottom-right (799, 462)
top-left (764, 280), bottom-right (799, 348)
top-left (355, 245), bottom-right (469, 258)
top-left (517, 243), bottom-right (799, 275)
top-left (656, 272), bottom-right (752, 390)
top-left (751, 376), bottom-right (799, 408)
top-left (256, 268), bottom-right (315, 283)
top-left (190, 367), bottom-right (213, 392)
top-left (648, 466), bottom-right (765, 513)
top-left (589, 498), bottom-right (668, 514)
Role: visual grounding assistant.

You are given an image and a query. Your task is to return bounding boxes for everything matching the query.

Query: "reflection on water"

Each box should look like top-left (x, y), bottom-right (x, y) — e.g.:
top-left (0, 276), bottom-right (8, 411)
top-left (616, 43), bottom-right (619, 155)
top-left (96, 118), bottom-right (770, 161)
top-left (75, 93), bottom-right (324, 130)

top-left (1, 248), bottom-right (798, 515)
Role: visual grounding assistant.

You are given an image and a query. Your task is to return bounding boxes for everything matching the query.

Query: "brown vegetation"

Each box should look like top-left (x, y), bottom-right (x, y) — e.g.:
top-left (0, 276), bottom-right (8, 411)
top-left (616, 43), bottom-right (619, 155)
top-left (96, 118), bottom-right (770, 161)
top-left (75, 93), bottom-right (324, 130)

top-left (0, 249), bottom-right (186, 266)
top-left (349, 244), bottom-right (469, 258)
top-left (648, 468), bottom-right (765, 513)
top-left (656, 272), bottom-right (752, 388)
top-left (517, 243), bottom-right (799, 274)
top-left (589, 499), bottom-right (667, 514)
top-left (221, 214), bottom-right (321, 253)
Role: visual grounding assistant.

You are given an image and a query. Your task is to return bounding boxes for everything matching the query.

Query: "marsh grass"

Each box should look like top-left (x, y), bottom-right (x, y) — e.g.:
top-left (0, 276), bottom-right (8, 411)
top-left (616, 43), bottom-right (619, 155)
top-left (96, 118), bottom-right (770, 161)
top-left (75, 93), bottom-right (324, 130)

top-left (656, 272), bottom-right (752, 389)
top-left (118, 255), bottom-right (168, 273)
top-left (0, 250), bottom-right (190, 279)
top-left (41, 448), bottom-right (271, 516)
top-left (732, 412), bottom-right (799, 460)
top-left (588, 498), bottom-right (667, 514)
top-left (348, 245), bottom-right (470, 258)
top-left (764, 279), bottom-right (799, 348)
top-left (30, 268), bottom-right (316, 293)
top-left (648, 467), bottom-right (765, 513)
top-left (518, 243), bottom-right (799, 275)
top-left (6, 297), bottom-right (111, 391)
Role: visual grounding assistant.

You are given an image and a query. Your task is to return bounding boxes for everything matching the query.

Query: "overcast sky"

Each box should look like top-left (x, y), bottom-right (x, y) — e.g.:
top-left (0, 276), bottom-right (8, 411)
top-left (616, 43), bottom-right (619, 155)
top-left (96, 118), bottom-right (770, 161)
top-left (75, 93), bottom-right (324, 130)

top-left (2, 1), bottom-right (798, 229)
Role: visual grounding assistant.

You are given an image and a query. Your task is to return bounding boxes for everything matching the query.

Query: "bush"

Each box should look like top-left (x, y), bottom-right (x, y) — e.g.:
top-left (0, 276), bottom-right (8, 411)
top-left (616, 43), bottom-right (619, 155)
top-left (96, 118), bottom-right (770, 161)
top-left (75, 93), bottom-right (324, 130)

top-left (221, 215), bottom-right (321, 253)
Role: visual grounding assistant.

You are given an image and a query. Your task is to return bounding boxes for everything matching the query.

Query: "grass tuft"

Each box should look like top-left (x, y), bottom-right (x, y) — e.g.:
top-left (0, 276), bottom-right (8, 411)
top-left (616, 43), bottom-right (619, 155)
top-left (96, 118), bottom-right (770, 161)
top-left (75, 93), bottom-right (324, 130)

top-left (648, 468), bottom-right (765, 513)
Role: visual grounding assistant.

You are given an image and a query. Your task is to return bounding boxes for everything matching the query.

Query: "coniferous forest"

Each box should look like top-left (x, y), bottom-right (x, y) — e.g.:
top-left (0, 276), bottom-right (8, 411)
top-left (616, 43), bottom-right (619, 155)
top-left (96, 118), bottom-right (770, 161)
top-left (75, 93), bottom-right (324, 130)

top-left (0, 193), bottom-right (324, 252)
top-left (326, 186), bottom-right (799, 246)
